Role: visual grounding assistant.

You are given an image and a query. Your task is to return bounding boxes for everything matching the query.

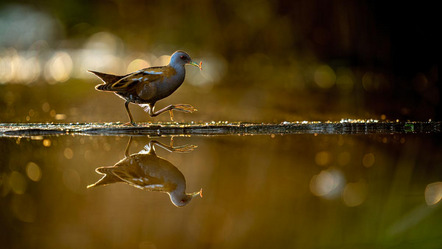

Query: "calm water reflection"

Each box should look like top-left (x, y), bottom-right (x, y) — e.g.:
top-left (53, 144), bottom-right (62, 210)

top-left (88, 137), bottom-right (202, 207)
top-left (1, 134), bottom-right (441, 248)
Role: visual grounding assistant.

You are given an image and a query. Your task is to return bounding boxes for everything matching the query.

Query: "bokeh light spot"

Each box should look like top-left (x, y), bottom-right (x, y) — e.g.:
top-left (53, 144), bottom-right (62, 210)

top-left (362, 153), bottom-right (375, 168)
top-left (55, 113), bottom-right (67, 120)
top-left (127, 58), bottom-right (150, 73)
top-left (64, 147), bottom-right (74, 159)
top-left (44, 51), bottom-right (73, 83)
top-left (425, 182), bottom-right (442, 206)
top-left (315, 151), bottom-right (331, 166)
top-left (154, 55), bottom-right (171, 66)
top-left (188, 55), bottom-right (227, 88)
top-left (26, 162), bottom-right (42, 182)
top-left (342, 180), bottom-right (367, 207)
top-left (310, 168), bottom-right (344, 198)
top-left (42, 139), bottom-right (51, 147)
top-left (9, 171), bottom-right (27, 194)
top-left (314, 65), bottom-right (336, 88)
top-left (41, 102), bottom-right (50, 112)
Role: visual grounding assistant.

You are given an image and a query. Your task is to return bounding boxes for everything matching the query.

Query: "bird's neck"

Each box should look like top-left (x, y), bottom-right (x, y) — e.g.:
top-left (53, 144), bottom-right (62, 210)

top-left (168, 187), bottom-right (186, 201)
top-left (169, 63), bottom-right (185, 79)
top-left (165, 64), bottom-right (186, 91)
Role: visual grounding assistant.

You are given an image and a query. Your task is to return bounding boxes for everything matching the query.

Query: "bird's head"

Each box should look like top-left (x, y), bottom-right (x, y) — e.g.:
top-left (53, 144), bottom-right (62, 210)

top-left (170, 51), bottom-right (202, 70)
top-left (170, 188), bottom-right (203, 207)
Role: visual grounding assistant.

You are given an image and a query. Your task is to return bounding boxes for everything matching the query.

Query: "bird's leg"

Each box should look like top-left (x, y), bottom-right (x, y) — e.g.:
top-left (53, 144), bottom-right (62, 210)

top-left (124, 101), bottom-right (136, 126)
top-left (146, 104), bottom-right (197, 121)
top-left (169, 110), bottom-right (174, 121)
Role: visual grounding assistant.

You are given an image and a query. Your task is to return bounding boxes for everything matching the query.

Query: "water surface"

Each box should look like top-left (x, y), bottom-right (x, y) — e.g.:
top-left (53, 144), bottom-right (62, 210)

top-left (1, 133), bottom-right (441, 249)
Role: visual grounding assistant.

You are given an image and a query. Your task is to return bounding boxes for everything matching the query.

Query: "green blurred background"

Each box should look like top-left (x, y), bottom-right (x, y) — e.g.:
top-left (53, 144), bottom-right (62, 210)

top-left (1, 0), bottom-right (440, 123)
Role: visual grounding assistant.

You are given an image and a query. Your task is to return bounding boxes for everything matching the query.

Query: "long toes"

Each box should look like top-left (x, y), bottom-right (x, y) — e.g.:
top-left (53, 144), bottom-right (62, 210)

top-left (173, 144), bottom-right (198, 152)
top-left (173, 104), bottom-right (198, 113)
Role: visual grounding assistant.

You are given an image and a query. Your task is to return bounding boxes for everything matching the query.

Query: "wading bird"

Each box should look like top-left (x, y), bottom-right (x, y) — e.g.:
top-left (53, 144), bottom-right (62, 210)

top-left (90, 51), bottom-right (202, 125)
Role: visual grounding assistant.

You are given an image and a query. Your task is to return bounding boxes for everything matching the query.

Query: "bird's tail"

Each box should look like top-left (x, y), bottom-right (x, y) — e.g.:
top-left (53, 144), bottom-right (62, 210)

top-left (87, 166), bottom-right (122, 188)
top-left (95, 84), bottom-right (113, 91)
top-left (89, 70), bottom-right (128, 91)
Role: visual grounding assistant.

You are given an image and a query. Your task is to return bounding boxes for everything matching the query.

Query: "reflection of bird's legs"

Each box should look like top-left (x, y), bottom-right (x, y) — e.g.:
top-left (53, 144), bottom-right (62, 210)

top-left (124, 101), bottom-right (136, 126)
top-left (145, 103), bottom-right (197, 121)
top-left (150, 140), bottom-right (197, 153)
top-left (170, 136), bottom-right (175, 148)
top-left (124, 136), bottom-right (134, 157)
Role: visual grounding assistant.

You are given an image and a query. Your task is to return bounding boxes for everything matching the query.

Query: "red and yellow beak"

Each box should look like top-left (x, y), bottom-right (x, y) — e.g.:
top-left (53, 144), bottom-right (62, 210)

top-left (189, 61), bottom-right (203, 70)
top-left (191, 188), bottom-right (203, 198)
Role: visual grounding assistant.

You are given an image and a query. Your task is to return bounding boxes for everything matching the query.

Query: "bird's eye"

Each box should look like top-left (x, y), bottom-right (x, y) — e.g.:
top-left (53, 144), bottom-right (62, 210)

top-left (180, 55), bottom-right (186, 60)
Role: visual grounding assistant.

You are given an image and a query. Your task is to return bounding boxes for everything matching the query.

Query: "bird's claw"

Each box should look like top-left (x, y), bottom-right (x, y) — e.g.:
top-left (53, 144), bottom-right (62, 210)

top-left (173, 104), bottom-right (198, 113)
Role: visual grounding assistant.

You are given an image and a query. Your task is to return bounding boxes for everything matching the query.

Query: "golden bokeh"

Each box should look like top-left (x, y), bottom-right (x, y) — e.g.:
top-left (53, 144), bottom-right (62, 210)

top-left (26, 162), bottom-right (42, 182)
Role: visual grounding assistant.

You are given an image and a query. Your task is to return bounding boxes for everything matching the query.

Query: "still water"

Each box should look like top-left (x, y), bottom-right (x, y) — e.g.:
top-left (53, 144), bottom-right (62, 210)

top-left (1, 133), bottom-right (441, 249)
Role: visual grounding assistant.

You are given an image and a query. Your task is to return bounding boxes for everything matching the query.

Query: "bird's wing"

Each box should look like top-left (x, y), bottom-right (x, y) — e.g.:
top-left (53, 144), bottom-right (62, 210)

top-left (112, 166), bottom-right (165, 190)
top-left (100, 67), bottom-right (167, 92)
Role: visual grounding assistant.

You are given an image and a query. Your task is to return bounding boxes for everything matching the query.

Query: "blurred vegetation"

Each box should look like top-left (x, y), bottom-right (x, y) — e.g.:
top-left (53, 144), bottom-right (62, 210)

top-left (0, 0), bottom-right (440, 122)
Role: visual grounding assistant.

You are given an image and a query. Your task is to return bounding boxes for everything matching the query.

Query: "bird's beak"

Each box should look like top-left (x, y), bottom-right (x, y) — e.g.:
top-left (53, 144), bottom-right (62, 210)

top-left (191, 188), bottom-right (203, 198)
top-left (189, 61), bottom-right (202, 70)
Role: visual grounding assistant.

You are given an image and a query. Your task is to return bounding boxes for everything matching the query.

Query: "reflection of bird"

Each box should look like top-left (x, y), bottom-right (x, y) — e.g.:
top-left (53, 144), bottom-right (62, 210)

top-left (90, 51), bottom-right (202, 125)
top-left (88, 138), bottom-right (202, 207)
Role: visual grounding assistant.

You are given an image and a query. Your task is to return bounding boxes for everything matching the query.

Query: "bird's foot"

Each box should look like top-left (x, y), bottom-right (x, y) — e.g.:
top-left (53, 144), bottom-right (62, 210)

top-left (122, 122), bottom-right (137, 126)
top-left (168, 104), bottom-right (197, 121)
top-left (172, 104), bottom-right (198, 113)
top-left (169, 136), bottom-right (197, 152)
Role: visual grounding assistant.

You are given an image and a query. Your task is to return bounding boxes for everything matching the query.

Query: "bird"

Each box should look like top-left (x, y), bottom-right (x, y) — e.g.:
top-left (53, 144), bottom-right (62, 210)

top-left (88, 137), bottom-right (202, 207)
top-left (90, 50), bottom-right (202, 125)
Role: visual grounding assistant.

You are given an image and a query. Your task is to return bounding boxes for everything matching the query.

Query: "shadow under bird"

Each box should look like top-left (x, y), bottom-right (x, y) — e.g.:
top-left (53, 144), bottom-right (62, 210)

top-left (90, 51), bottom-right (202, 125)
top-left (88, 138), bottom-right (202, 207)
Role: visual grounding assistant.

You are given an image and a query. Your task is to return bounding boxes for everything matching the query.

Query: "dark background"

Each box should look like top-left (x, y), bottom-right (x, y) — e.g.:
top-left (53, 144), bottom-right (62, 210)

top-left (0, 0), bottom-right (440, 122)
